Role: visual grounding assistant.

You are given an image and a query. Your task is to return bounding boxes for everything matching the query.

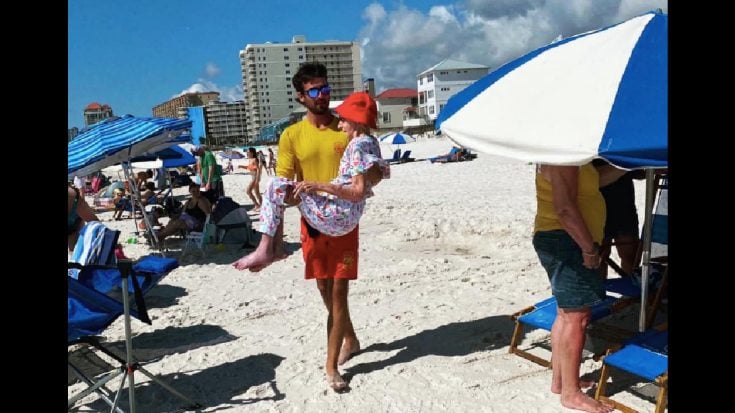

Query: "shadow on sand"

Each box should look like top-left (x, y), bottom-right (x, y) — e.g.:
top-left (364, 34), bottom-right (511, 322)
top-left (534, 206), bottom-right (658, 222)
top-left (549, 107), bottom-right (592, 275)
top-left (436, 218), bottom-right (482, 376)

top-left (346, 314), bottom-right (515, 379)
top-left (69, 324), bottom-right (236, 386)
top-left (74, 353), bottom-right (286, 413)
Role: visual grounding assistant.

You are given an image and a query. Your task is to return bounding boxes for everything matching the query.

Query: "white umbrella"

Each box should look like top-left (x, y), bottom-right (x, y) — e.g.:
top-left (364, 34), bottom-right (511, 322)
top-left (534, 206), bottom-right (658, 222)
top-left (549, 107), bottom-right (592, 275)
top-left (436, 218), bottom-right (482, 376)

top-left (437, 10), bottom-right (668, 331)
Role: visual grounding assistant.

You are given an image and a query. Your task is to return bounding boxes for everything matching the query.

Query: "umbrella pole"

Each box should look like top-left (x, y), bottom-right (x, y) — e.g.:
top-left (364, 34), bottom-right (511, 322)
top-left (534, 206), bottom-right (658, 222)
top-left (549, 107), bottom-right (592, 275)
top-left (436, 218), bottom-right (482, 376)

top-left (122, 163), bottom-right (165, 255)
top-left (638, 169), bottom-right (656, 332)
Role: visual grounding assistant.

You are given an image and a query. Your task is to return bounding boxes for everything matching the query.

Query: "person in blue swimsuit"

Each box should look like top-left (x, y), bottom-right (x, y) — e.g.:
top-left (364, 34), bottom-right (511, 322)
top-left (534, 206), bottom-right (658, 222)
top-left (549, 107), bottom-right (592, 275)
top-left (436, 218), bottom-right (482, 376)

top-left (68, 184), bottom-right (99, 252)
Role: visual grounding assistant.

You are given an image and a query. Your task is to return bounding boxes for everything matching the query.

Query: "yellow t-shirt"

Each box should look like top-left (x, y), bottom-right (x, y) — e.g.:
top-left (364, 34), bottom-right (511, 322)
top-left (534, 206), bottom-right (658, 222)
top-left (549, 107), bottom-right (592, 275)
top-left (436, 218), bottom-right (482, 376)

top-left (534, 163), bottom-right (606, 243)
top-left (276, 118), bottom-right (348, 183)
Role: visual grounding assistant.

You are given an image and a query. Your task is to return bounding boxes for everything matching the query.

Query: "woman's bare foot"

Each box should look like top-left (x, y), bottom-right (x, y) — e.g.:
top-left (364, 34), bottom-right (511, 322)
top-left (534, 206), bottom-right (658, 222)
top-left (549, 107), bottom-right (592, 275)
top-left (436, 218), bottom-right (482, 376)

top-left (326, 371), bottom-right (348, 392)
top-left (232, 250), bottom-right (274, 271)
top-left (337, 339), bottom-right (361, 366)
top-left (560, 390), bottom-right (614, 413)
top-left (272, 244), bottom-right (292, 262)
top-left (551, 380), bottom-right (596, 394)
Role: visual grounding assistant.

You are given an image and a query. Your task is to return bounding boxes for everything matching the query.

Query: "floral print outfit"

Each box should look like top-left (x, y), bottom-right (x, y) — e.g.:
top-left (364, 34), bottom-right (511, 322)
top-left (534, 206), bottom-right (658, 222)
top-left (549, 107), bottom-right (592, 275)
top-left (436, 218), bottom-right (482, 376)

top-left (257, 135), bottom-right (390, 237)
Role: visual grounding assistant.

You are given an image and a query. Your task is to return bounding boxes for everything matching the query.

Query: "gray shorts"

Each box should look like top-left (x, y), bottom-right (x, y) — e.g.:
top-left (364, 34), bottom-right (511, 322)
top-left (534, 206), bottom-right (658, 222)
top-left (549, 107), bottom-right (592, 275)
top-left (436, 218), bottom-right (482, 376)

top-left (533, 230), bottom-right (606, 309)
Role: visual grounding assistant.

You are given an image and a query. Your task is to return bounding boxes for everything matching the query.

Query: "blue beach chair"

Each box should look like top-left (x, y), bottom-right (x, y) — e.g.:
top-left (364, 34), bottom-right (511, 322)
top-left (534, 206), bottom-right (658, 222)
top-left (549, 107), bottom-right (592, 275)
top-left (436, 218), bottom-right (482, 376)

top-left (508, 288), bottom-right (639, 367)
top-left (595, 325), bottom-right (668, 413)
top-left (68, 259), bottom-right (201, 412)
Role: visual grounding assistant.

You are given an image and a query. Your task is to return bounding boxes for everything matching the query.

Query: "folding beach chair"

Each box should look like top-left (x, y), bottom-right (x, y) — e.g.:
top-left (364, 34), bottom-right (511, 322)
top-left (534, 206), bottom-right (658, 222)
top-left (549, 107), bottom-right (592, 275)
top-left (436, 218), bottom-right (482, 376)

top-left (509, 174), bottom-right (670, 367)
top-left (508, 290), bottom-right (637, 367)
top-left (181, 214), bottom-right (213, 258)
top-left (68, 260), bottom-right (201, 412)
top-left (595, 325), bottom-right (668, 413)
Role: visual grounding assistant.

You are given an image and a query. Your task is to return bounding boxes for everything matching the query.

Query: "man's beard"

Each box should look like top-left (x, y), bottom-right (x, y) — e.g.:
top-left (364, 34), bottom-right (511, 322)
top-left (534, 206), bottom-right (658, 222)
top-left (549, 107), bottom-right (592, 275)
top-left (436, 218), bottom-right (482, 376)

top-left (307, 99), bottom-right (330, 115)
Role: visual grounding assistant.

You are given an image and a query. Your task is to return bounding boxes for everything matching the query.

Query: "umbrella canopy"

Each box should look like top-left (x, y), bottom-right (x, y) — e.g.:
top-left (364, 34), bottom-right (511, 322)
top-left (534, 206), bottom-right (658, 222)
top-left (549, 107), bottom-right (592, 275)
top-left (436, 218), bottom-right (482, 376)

top-left (129, 144), bottom-right (197, 169)
top-left (379, 132), bottom-right (416, 146)
top-left (219, 150), bottom-right (245, 160)
top-left (436, 10), bottom-right (667, 170)
top-left (436, 11), bottom-right (668, 333)
top-left (68, 115), bottom-right (192, 178)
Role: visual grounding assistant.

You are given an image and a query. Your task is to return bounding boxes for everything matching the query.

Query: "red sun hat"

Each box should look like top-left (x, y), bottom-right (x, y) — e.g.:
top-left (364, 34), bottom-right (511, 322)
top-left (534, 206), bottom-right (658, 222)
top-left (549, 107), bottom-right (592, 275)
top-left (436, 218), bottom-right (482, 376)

top-left (335, 91), bottom-right (378, 129)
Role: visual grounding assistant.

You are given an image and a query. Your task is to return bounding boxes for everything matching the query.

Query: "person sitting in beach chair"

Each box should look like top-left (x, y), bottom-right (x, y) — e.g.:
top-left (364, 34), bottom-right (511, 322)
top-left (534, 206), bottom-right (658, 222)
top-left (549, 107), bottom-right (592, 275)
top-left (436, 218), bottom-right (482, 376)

top-left (68, 185), bottom-right (99, 252)
top-left (155, 183), bottom-right (212, 242)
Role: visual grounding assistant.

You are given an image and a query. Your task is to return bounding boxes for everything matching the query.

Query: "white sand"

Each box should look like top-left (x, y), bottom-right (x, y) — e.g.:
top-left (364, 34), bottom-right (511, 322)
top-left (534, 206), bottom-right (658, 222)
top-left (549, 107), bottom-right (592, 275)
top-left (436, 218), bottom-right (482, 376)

top-left (69, 137), bottom-right (663, 412)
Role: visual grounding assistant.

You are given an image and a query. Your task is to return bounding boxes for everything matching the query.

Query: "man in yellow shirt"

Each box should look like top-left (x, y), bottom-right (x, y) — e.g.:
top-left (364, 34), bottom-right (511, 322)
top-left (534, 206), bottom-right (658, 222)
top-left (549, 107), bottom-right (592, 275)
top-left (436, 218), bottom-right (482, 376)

top-left (276, 62), bottom-right (359, 391)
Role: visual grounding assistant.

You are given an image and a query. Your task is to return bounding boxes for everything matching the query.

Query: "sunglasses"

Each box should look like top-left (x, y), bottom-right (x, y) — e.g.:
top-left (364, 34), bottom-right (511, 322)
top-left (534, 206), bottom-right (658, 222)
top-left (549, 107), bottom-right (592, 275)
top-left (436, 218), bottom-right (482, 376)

top-left (304, 85), bottom-right (331, 99)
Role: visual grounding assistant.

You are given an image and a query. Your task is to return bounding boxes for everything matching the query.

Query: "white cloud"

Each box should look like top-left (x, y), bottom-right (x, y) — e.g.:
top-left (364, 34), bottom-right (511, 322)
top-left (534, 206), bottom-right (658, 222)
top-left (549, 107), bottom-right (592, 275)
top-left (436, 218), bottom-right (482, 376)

top-left (174, 79), bottom-right (243, 102)
top-left (359, 0), bottom-right (667, 93)
top-left (205, 62), bottom-right (221, 78)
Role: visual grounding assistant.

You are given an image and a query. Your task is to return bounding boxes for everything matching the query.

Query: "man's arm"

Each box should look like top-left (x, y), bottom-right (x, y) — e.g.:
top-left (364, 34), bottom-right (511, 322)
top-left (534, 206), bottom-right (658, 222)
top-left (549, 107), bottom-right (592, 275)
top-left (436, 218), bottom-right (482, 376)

top-left (276, 129), bottom-right (300, 205)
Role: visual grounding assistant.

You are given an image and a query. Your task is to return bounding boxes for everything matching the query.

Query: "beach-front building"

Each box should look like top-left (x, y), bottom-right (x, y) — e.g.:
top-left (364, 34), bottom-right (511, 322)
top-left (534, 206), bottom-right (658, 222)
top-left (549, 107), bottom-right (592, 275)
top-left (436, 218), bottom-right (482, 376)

top-left (83, 102), bottom-right (114, 127)
top-left (417, 59), bottom-right (490, 123)
top-left (239, 35), bottom-right (362, 140)
top-left (203, 100), bottom-right (248, 147)
top-left (152, 92), bottom-right (220, 119)
top-left (68, 127), bottom-right (79, 142)
top-left (374, 88), bottom-right (418, 131)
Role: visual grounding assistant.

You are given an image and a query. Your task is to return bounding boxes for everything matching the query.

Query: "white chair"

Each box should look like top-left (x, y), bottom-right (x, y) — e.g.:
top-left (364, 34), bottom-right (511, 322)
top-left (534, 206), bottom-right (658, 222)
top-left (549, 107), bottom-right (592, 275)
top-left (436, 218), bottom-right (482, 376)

top-left (181, 214), bottom-right (211, 257)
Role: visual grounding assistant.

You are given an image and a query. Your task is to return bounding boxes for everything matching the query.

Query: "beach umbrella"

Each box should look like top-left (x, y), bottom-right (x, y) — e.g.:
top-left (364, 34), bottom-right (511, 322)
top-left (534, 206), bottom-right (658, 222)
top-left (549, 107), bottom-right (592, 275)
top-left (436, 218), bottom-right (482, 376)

top-left (436, 10), bottom-right (667, 331)
top-left (68, 115), bottom-right (191, 179)
top-left (437, 10), bottom-right (666, 170)
top-left (219, 150), bottom-right (245, 160)
top-left (379, 132), bottom-right (416, 146)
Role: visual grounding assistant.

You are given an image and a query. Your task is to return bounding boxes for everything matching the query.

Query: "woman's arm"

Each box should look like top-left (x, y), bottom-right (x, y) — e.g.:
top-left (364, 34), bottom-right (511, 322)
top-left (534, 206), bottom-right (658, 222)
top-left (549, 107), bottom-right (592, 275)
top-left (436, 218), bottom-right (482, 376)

top-left (76, 196), bottom-right (99, 222)
top-left (295, 174), bottom-right (368, 203)
top-left (544, 165), bottom-right (598, 258)
top-left (199, 198), bottom-right (212, 215)
top-left (596, 164), bottom-right (628, 188)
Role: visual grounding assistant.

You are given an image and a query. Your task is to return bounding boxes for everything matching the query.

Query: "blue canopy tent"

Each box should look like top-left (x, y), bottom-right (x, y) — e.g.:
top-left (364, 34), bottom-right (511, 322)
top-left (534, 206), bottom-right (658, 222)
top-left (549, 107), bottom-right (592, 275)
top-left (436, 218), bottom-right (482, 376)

top-left (436, 11), bottom-right (667, 331)
top-left (68, 115), bottom-right (192, 179)
top-left (68, 115), bottom-right (192, 251)
top-left (129, 142), bottom-right (197, 168)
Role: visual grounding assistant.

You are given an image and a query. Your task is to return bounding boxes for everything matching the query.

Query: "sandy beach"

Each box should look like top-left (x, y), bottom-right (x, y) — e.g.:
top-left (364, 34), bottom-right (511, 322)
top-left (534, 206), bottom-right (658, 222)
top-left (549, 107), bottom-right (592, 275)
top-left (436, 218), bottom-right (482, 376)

top-left (69, 136), bottom-right (663, 412)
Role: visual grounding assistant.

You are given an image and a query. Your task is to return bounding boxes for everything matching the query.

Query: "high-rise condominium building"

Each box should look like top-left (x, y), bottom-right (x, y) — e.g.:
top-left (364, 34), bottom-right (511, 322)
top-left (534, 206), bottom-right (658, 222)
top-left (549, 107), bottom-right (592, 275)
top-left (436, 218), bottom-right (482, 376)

top-left (152, 92), bottom-right (220, 119)
top-left (83, 102), bottom-right (114, 127)
top-left (203, 100), bottom-right (248, 147)
top-left (239, 35), bottom-right (361, 139)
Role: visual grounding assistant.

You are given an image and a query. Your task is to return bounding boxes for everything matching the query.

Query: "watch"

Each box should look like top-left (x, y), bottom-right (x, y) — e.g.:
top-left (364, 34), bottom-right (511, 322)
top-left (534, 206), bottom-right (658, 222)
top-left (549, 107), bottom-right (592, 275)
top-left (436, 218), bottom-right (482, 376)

top-left (583, 242), bottom-right (600, 256)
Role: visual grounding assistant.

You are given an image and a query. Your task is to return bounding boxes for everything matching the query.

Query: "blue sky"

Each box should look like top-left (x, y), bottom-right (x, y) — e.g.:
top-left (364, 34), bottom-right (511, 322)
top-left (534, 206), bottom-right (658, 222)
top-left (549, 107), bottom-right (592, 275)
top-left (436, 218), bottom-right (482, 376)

top-left (68, 0), bottom-right (667, 129)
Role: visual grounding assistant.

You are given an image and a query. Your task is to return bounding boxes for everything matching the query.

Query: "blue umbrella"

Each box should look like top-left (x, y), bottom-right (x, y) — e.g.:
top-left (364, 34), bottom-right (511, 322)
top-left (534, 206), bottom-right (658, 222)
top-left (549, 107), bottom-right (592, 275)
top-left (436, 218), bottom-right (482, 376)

top-left (436, 10), bottom-right (667, 332)
top-left (379, 132), bottom-right (416, 145)
top-left (68, 115), bottom-right (191, 178)
top-left (130, 144), bottom-right (197, 168)
top-left (437, 10), bottom-right (666, 170)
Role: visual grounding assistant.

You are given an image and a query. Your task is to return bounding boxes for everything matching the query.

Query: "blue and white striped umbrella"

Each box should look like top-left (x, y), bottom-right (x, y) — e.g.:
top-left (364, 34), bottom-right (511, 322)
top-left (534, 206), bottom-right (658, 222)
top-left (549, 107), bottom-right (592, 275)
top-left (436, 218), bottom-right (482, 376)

top-left (68, 115), bottom-right (191, 178)
top-left (436, 10), bottom-right (667, 170)
top-left (379, 132), bottom-right (416, 146)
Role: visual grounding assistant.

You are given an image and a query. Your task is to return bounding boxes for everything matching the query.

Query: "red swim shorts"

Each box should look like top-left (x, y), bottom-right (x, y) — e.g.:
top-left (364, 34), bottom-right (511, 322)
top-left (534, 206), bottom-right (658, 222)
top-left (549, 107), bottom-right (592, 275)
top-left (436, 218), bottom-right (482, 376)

top-left (300, 217), bottom-right (359, 280)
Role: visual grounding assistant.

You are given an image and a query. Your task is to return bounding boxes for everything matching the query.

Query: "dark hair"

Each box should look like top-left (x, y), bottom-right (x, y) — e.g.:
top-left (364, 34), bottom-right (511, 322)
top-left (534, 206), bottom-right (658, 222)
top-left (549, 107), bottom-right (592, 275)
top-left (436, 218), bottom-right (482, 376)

top-left (292, 62), bottom-right (328, 93)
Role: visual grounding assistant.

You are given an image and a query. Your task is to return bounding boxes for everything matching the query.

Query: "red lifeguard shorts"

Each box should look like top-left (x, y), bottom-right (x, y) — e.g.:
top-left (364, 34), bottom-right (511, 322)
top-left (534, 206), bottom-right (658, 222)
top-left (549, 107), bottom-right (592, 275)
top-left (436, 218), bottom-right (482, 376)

top-left (300, 218), bottom-right (359, 280)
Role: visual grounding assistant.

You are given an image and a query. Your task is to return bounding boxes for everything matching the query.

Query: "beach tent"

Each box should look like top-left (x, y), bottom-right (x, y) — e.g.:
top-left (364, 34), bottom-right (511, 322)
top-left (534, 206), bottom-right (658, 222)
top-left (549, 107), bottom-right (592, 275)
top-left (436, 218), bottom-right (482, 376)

top-left (436, 10), bottom-right (667, 331)
top-left (101, 143), bottom-right (196, 172)
top-left (68, 115), bottom-right (192, 251)
top-left (68, 115), bottom-right (191, 178)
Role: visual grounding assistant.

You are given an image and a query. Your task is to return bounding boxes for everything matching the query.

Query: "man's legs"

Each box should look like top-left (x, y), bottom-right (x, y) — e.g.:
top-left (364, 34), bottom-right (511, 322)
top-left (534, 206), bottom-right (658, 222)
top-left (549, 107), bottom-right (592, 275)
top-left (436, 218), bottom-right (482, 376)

top-left (554, 307), bottom-right (613, 413)
top-left (317, 279), bottom-right (357, 390)
top-left (613, 234), bottom-right (640, 275)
